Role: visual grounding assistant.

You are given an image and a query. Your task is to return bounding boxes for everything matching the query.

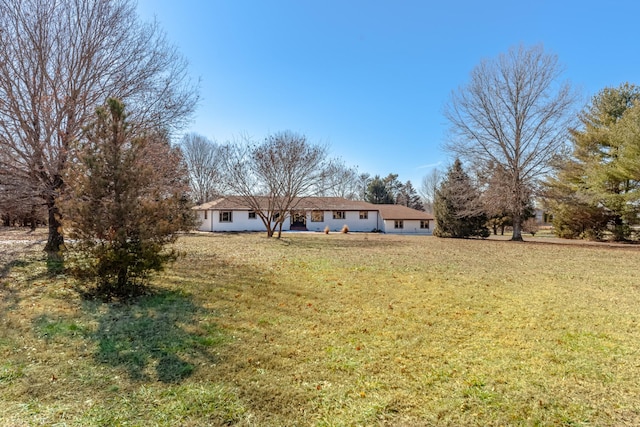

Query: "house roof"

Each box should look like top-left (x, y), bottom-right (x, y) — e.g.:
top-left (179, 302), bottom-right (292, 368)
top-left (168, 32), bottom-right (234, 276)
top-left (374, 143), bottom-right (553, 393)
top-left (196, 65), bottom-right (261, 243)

top-left (193, 196), bottom-right (434, 220)
top-left (375, 204), bottom-right (434, 220)
top-left (194, 196), bottom-right (375, 211)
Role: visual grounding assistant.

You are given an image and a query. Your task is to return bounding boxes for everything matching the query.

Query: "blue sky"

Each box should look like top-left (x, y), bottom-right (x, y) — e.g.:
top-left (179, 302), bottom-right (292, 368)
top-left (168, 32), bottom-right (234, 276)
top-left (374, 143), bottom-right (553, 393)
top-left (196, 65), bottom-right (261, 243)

top-left (136, 0), bottom-right (640, 187)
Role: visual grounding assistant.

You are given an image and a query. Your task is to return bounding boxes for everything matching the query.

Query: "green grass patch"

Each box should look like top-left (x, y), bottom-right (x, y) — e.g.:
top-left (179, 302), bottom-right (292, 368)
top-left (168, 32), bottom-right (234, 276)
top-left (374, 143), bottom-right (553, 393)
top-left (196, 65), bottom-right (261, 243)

top-left (2, 230), bottom-right (640, 425)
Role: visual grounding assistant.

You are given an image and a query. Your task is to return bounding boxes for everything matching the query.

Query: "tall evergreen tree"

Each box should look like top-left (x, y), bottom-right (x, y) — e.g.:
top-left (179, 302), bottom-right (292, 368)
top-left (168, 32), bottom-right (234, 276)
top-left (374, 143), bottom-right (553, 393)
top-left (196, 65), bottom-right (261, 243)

top-left (396, 180), bottom-right (424, 210)
top-left (545, 83), bottom-right (640, 240)
top-left (365, 175), bottom-right (394, 204)
top-left (62, 99), bottom-right (195, 296)
top-left (434, 159), bottom-right (488, 238)
top-left (383, 173), bottom-right (403, 202)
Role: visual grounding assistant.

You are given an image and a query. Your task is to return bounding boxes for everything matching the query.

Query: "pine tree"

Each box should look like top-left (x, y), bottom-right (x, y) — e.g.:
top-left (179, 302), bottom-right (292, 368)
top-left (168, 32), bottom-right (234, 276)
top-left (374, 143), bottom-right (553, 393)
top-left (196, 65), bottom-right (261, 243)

top-left (545, 83), bottom-right (640, 240)
top-left (365, 175), bottom-right (394, 204)
top-left (397, 181), bottom-right (424, 210)
top-left (62, 98), bottom-right (195, 297)
top-left (433, 159), bottom-right (488, 238)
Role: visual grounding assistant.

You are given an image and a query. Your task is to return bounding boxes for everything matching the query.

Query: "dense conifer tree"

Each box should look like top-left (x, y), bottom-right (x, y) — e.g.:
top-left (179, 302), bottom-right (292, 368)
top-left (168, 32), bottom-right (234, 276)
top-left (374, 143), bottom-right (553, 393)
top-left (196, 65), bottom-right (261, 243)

top-left (396, 181), bottom-right (424, 210)
top-left (62, 99), bottom-right (195, 296)
top-left (365, 176), bottom-right (395, 204)
top-left (545, 83), bottom-right (640, 240)
top-left (433, 159), bottom-right (489, 238)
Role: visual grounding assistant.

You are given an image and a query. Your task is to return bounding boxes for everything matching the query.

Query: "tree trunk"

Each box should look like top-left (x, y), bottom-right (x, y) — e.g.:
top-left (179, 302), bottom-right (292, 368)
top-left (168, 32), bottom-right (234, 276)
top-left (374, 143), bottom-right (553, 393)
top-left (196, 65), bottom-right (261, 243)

top-left (29, 205), bottom-right (37, 231)
top-left (511, 215), bottom-right (524, 241)
top-left (611, 215), bottom-right (627, 241)
top-left (117, 267), bottom-right (128, 290)
top-left (44, 195), bottom-right (64, 253)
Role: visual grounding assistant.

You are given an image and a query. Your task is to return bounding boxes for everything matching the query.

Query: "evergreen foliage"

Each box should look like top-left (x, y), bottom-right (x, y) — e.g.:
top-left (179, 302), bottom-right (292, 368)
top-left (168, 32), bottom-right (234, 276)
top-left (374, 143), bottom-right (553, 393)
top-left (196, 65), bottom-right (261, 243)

top-left (0, 0), bottom-right (197, 254)
top-left (62, 98), bottom-right (195, 297)
top-left (433, 160), bottom-right (489, 238)
top-left (396, 181), bottom-right (424, 211)
top-left (545, 83), bottom-right (640, 240)
top-left (365, 176), bottom-right (395, 204)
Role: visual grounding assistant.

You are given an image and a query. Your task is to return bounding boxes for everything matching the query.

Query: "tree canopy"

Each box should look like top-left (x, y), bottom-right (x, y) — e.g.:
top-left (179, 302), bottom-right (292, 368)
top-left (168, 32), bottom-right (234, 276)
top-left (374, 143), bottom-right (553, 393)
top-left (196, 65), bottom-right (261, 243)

top-left (365, 175), bottom-right (395, 204)
top-left (444, 44), bottom-right (578, 241)
top-left (545, 83), bottom-right (640, 240)
top-left (433, 159), bottom-right (489, 238)
top-left (62, 98), bottom-right (195, 296)
top-left (220, 131), bottom-right (331, 238)
top-left (181, 133), bottom-right (222, 205)
top-left (0, 0), bottom-right (197, 253)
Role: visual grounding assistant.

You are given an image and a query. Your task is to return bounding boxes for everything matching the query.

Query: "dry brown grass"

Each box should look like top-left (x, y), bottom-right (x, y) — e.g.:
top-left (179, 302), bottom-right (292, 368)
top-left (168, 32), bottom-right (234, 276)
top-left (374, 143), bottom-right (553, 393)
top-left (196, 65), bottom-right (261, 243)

top-left (2, 229), bottom-right (640, 425)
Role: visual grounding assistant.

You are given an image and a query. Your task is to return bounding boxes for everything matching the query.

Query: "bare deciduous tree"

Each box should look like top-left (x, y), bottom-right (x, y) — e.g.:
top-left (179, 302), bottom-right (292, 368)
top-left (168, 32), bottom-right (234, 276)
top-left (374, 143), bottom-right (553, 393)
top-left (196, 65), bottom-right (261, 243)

top-left (444, 44), bottom-right (578, 241)
top-left (0, 0), bottom-right (198, 253)
top-left (180, 133), bottom-right (222, 204)
top-left (315, 161), bottom-right (360, 200)
top-left (356, 173), bottom-right (371, 201)
top-left (221, 131), bottom-right (330, 238)
top-left (420, 168), bottom-right (441, 214)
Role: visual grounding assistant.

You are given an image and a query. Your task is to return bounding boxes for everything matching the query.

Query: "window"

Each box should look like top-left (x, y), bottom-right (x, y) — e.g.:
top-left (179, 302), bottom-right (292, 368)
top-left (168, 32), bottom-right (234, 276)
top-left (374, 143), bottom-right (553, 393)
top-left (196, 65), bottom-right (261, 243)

top-left (333, 211), bottom-right (346, 220)
top-left (394, 220), bottom-right (403, 229)
top-left (359, 211), bottom-right (368, 220)
top-left (248, 211), bottom-right (257, 219)
top-left (420, 220), bottom-right (429, 229)
top-left (219, 211), bottom-right (232, 222)
top-left (311, 211), bottom-right (324, 222)
top-left (204, 210), bottom-right (208, 220)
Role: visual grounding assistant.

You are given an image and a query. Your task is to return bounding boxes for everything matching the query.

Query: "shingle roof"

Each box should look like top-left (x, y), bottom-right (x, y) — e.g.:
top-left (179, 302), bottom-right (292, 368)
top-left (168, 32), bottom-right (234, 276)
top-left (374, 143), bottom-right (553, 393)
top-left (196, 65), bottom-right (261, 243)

top-left (193, 196), bottom-right (434, 220)
top-left (194, 196), bottom-right (375, 211)
top-left (375, 204), bottom-right (434, 220)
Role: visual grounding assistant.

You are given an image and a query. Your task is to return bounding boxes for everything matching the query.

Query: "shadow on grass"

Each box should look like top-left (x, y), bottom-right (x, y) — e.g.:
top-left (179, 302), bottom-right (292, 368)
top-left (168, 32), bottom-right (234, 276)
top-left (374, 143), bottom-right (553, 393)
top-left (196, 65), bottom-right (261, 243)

top-left (25, 283), bottom-right (225, 386)
top-left (78, 289), bottom-right (224, 384)
top-left (0, 238), bottom-right (45, 279)
top-left (1, 254), bottom-right (41, 325)
top-left (0, 259), bottom-right (32, 279)
top-left (45, 251), bottom-right (65, 275)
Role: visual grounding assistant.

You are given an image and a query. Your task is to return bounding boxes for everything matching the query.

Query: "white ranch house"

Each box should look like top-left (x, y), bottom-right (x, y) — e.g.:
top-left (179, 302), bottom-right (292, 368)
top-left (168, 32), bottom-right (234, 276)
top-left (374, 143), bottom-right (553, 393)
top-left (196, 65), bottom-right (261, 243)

top-left (194, 196), bottom-right (434, 235)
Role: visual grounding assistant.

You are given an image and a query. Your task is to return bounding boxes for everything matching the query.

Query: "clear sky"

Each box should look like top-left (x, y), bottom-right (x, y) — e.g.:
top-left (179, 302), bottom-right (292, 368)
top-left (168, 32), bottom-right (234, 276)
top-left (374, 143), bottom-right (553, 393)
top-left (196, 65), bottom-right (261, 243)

top-left (136, 0), bottom-right (640, 187)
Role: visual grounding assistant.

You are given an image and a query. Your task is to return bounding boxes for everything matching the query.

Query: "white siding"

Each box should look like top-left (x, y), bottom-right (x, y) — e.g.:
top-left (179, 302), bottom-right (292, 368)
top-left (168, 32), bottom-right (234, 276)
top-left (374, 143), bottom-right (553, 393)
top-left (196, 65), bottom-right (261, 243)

top-left (196, 208), bottom-right (434, 234)
top-left (196, 210), bottom-right (211, 232)
top-left (382, 219), bottom-right (433, 235)
top-left (200, 209), bottom-right (381, 233)
top-left (305, 210), bottom-right (379, 232)
top-left (209, 210), bottom-right (275, 232)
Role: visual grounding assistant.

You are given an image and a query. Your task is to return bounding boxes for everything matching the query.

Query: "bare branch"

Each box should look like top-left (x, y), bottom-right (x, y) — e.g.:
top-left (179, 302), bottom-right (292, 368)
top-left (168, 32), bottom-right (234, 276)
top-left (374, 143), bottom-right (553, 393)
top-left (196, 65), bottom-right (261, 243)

top-left (444, 44), bottom-right (579, 240)
top-left (0, 0), bottom-right (198, 251)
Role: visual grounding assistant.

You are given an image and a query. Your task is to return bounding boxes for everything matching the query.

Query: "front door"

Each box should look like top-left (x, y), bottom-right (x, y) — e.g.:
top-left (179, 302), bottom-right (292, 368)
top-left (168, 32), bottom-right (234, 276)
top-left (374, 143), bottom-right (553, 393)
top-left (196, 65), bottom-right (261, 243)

top-left (290, 210), bottom-right (307, 230)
